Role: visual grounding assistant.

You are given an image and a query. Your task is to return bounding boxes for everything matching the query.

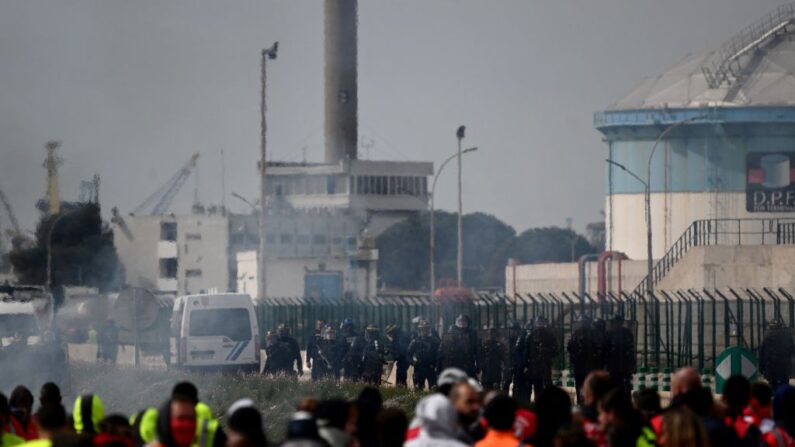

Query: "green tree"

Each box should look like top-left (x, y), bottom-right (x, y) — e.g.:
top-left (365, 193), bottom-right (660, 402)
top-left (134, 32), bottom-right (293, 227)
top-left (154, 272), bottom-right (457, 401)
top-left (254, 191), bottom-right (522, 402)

top-left (9, 203), bottom-right (121, 292)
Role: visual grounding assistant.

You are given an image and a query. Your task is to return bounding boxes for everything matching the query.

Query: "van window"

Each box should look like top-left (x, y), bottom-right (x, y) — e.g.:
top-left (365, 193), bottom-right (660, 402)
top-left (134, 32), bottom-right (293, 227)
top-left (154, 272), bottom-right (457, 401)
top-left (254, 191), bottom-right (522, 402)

top-left (189, 309), bottom-right (251, 341)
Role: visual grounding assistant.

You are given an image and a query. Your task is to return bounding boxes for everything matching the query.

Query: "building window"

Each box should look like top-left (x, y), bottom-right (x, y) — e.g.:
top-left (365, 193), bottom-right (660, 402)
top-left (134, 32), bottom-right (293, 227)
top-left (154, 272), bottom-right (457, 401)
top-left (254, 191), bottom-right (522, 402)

top-left (186, 233), bottom-right (201, 241)
top-left (422, 177), bottom-right (428, 194)
top-left (159, 258), bottom-right (177, 278)
top-left (297, 235), bottom-right (310, 245)
top-left (160, 222), bottom-right (177, 241)
top-left (389, 176), bottom-right (396, 194)
top-left (186, 269), bottom-right (202, 278)
top-left (280, 234), bottom-right (293, 244)
top-left (327, 176), bottom-right (336, 194)
top-left (313, 235), bottom-right (327, 245)
top-left (266, 234), bottom-right (276, 244)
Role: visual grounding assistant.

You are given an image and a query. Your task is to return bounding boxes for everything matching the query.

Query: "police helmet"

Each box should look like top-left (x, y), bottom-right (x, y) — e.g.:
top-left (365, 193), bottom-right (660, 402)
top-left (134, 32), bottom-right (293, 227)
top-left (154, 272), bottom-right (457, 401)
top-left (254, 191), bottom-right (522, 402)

top-left (534, 315), bottom-right (549, 328)
top-left (277, 324), bottom-right (290, 337)
top-left (340, 319), bottom-right (355, 330)
top-left (322, 326), bottom-right (336, 341)
top-left (505, 319), bottom-right (521, 331)
top-left (455, 314), bottom-right (471, 329)
top-left (385, 324), bottom-right (399, 336)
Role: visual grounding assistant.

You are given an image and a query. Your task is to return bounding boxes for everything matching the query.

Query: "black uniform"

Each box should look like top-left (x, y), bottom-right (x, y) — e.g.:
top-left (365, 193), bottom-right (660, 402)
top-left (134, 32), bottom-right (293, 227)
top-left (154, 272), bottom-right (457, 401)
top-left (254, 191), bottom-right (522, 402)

top-left (524, 325), bottom-right (558, 401)
top-left (266, 335), bottom-right (303, 376)
top-left (360, 334), bottom-right (387, 385)
top-left (567, 323), bottom-right (604, 403)
top-left (306, 328), bottom-right (323, 381)
top-left (408, 333), bottom-right (440, 390)
top-left (313, 338), bottom-right (343, 381)
top-left (512, 328), bottom-right (530, 402)
top-left (438, 325), bottom-right (480, 377)
top-left (341, 333), bottom-right (365, 381)
top-left (387, 328), bottom-right (411, 388)
top-left (759, 326), bottom-right (795, 390)
top-left (479, 335), bottom-right (506, 390)
top-left (605, 322), bottom-right (636, 393)
top-left (502, 327), bottom-right (521, 392)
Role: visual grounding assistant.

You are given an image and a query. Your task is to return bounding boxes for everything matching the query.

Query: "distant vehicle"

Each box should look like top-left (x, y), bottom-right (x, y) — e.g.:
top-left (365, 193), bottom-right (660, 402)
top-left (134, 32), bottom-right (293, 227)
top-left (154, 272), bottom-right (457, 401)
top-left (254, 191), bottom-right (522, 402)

top-left (171, 293), bottom-right (260, 372)
top-left (0, 284), bottom-right (53, 344)
top-left (433, 278), bottom-right (473, 302)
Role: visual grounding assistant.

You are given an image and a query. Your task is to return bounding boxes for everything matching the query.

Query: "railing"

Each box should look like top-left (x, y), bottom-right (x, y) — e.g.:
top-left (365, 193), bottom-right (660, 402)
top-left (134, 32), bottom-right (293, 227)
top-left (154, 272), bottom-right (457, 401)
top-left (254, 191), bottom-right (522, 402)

top-left (702, 2), bottom-right (795, 88)
top-left (634, 218), bottom-right (795, 296)
top-left (256, 288), bottom-right (795, 372)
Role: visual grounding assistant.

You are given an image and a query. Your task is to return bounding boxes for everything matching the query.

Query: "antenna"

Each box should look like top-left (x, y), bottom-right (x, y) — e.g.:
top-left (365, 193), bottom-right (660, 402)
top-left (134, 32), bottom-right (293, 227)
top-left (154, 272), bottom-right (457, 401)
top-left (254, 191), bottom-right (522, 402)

top-left (221, 149), bottom-right (226, 215)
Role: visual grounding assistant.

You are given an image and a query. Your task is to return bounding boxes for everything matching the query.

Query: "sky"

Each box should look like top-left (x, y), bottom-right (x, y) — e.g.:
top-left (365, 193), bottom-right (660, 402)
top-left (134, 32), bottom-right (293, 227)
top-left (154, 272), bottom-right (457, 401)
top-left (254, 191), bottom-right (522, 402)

top-left (0, 0), bottom-right (788, 235)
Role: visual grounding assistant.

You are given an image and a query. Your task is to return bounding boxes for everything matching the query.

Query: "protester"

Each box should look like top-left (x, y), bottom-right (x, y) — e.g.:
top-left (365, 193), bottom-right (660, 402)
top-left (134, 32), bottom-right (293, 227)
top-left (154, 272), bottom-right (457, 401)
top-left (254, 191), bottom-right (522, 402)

top-left (73, 395), bottom-right (105, 435)
top-left (597, 389), bottom-right (643, 447)
top-left (631, 389), bottom-right (660, 425)
top-left (721, 375), bottom-right (761, 447)
top-left (150, 398), bottom-right (196, 447)
top-left (531, 386), bottom-right (572, 447)
top-left (450, 382), bottom-right (483, 444)
top-left (94, 415), bottom-right (135, 447)
top-left (30, 404), bottom-right (69, 447)
top-left (315, 400), bottom-right (356, 447)
top-left (660, 407), bottom-right (709, 447)
top-left (578, 371), bottom-right (614, 447)
top-left (38, 385), bottom-right (62, 409)
top-left (9, 387), bottom-right (37, 441)
top-left (283, 412), bottom-right (325, 447)
top-left (0, 394), bottom-right (24, 447)
top-left (436, 369), bottom-right (469, 397)
top-left (746, 381), bottom-right (774, 434)
top-left (763, 385), bottom-right (795, 447)
top-left (404, 395), bottom-right (467, 447)
top-left (376, 409), bottom-right (407, 447)
top-left (475, 394), bottom-right (518, 447)
top-left (225, 402), bottom-right (267, 447)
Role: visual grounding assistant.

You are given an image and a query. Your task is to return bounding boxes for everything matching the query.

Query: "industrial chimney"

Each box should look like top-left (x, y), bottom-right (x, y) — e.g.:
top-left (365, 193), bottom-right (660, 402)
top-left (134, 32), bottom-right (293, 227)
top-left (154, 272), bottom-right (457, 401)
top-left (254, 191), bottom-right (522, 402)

top-left (324, 0), bottom-right (358, 163)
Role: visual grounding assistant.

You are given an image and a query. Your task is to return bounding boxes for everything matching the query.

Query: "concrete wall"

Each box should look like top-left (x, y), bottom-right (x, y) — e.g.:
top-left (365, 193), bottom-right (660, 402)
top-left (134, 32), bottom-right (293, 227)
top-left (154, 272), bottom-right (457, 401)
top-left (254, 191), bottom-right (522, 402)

top-left (505, 259), bottom-right (647, 295)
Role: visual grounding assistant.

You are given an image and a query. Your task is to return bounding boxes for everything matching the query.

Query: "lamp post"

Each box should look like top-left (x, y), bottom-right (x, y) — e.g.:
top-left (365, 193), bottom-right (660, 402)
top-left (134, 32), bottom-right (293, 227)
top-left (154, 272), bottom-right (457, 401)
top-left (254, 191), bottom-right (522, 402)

top-left (455, 126), bottom-right (466, 286)
top-left (430, 147), bottom-right (478, 294)
top-left (258, 41), bottom-right (278, 302)
top-left (643, 115), bottom-right (706, 294)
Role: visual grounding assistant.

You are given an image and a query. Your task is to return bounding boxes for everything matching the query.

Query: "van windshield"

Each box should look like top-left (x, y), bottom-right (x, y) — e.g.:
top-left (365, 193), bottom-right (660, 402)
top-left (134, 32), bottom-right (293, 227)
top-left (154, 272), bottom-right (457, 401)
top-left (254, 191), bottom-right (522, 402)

top-left (189, 309), bottom-right (251, 341)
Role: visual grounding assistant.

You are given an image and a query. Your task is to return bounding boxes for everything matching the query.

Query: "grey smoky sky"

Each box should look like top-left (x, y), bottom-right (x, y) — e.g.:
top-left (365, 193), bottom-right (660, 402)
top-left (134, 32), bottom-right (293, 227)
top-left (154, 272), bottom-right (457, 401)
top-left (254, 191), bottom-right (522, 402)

top-left (0, 0), bottom-right (786, 233)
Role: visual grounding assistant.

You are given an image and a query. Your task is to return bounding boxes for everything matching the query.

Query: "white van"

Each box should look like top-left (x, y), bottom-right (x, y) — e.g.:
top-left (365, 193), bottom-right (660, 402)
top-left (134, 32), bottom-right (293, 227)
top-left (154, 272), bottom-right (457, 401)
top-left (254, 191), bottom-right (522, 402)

top-left (171, 293), bottom-right (260, 372)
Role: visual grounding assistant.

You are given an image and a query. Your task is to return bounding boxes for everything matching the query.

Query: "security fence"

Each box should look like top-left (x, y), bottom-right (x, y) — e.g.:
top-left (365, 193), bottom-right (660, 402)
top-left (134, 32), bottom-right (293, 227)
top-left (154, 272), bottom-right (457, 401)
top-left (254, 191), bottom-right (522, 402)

top-left (257, 287), bottom-right (795, 373)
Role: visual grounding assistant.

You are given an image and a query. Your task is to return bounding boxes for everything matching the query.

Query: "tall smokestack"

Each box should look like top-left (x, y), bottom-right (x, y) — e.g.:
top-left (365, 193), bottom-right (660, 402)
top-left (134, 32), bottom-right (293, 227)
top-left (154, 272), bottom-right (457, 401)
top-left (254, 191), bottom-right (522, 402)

top-left (324, 0), bottom-right (358, 163)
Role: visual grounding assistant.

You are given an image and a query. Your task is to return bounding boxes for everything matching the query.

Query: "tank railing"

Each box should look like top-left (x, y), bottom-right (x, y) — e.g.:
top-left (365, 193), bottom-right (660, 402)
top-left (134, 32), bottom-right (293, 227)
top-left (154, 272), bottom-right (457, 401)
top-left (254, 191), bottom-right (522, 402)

top-left (702, 2), bottom-right (795, 88)
top-left (633, 218), bottom-right (795, 297)
top-left (256, 288), bottom-right (795, 372)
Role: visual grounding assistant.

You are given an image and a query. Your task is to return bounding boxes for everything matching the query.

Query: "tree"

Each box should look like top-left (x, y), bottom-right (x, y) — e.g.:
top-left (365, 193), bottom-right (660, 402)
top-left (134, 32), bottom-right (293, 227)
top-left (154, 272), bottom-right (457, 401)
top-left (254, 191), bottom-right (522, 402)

top-left (9, 203), bottom-right (122, 293)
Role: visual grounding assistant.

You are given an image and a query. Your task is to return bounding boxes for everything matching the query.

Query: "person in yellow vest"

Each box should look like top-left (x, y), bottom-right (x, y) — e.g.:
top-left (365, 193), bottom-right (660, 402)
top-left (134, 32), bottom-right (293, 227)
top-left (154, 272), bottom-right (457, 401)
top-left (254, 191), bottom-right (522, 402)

top-left (21, 405), bottom-right (68, 447)
top-left (132, 383), bottom-right (223, 447)
top-left (147, 397), bottom-right (196, 447)
top-left (73, 394), bottom-right (105, 435)
top-left (0, 394), bottom-right (23, 447)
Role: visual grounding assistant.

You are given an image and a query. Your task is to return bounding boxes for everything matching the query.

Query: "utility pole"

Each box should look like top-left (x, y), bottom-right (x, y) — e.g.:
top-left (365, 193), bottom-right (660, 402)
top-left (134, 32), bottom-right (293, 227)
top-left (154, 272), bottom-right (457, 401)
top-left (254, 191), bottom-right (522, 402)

top-left (44, 141), bottom-right (62, 215)
top-left (456, 126), bottom-right (465, 286)
top-left (259, 42), bottom-right (278, 301)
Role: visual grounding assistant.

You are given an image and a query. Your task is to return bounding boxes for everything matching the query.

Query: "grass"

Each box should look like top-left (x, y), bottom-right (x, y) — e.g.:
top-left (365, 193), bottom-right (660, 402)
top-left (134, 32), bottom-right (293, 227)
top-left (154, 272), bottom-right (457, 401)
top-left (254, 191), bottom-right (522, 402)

top-left (68, 363), bottom-right (425, 440)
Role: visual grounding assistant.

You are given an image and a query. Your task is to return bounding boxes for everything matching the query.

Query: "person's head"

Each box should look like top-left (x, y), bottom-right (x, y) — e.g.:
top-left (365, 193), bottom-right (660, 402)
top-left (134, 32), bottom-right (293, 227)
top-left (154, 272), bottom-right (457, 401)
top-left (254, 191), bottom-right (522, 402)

top-left (94, 415), bottom-right (134, 447)
top-left (552, 423), bottom-right (592, 447)
top-left (773, 385), bottom-right (795, 437)
top-left (487, 327), bottom-right (499, 341)
top-left (722, 375), bottom-right (751, 416)
top-left (671, 367), bottom-right (702, 397)
top-left (436, 368), bottom-right (468, 396)
top-left (34, 404), bottom-right (68, 438)
top-left (286, 411), bottom-right (319, 440)
top-left (0, 393), bottom-right (9, 426)
top-left (582, 371), bottom-right (614, 407)
top-left (597, 389), bottom-right (635, 430)
top-left (159, 397), bottom-right (197, 447)
top-left (171, 382), bottom-right (199, 406)
top-left (277, 324), bottom-right (290, 338)
top-left (297, 397), bottom-right (319, 414)
top-left (455, 314), bottom-right (471, 330)
top-left (610, 315), bottom-right (624, 330)
top-left (365, 325), bottom-right (380, 342)
top-left (749, 381), bottom-right (773, 415)
top-left (340, 319), bottom-right (355, 334)
top-left (483, 393), bottom-right (517, 432)
top-left (632, 389), bottom-right (661, 423)
top-left (418, 321), bottom-right (430, 337)
top-left (315, 399), bottom-right (352, 431)
top-left (40, 382), bottom-right (63, 407)
top-left (376, 408), bottom-right (408, 447)
top-left (451, 382), bottom-right (482, 424)
top-left (9, 386), bottom-right (34, 420)
top-left (660, 407), bottom-right (709, 447)
top-left (73, 394), bottom-right (105, 435)
top-left (680, 387), bottom-right (715, 418)
top-left (535, 387), bottom-right (573, 446)
top-left (533, 316), bottom-right (549, 329)
top-left (385, 324), bottom-right (400, 340)
top-left (226, 406), bottom-right (267, 447)
top-left (315, 319), bottom-right (326, 331)
top-left (322, 326), bottom-right (336, 342)
top-left (506, 320), bottom-right (521, 338)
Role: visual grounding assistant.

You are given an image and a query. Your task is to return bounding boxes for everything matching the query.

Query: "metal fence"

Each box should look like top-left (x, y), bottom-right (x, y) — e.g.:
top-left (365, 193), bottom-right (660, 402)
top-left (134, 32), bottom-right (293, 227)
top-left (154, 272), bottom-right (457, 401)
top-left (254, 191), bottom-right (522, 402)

top-left (257, 287), bottom-right (795, 372)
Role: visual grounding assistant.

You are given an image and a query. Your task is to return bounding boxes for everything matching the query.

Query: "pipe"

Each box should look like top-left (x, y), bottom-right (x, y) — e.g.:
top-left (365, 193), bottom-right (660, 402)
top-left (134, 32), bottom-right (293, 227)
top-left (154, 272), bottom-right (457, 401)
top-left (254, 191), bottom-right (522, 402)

top-left (578, 254), bottom-right (600, 297)
top-left (597, 251), bottom-right (629, 299)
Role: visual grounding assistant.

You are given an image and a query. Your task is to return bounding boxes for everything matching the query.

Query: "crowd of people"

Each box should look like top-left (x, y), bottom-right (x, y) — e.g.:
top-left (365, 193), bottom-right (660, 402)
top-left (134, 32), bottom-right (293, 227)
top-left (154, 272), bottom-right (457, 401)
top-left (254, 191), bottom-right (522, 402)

top-left (262, 314), bottom-right (637, 401)
top-left (3, 366), bottom-right (795, 447)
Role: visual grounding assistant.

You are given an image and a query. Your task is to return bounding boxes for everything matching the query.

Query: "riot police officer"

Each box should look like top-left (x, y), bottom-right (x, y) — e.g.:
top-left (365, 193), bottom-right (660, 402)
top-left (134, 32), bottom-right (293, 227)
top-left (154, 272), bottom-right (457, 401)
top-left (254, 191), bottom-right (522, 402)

top-left (408, 321), bottom-right (439, 390)
top-left (524, 316), bottom-right (558, 401)
top-left (338, 319), bottom-right (362, 381)
top-left (567, 316), bottom-right (603, 403)
top-left (512, 322), bottom-right (532, 402)
top-left (479, 327), bottom-right (506, 390)
top-left (502, 320), bottom-right (521, 392)
top-left (759, 320), bottom-right (795, 390)
top-left (312, 326), bottom-right (342, 381)
top-left (269, 324), bottom-right (302, 377)
top-left (438, 314), bottom-right (480, 377)
top-left (385, 324), bottom-right (410, 388)
top-left (306, 319), bottom-right (326, 381)
top-left (360, 325), bottom-right (387, 385)
top-left (605, 315), bottom-right (636, 393)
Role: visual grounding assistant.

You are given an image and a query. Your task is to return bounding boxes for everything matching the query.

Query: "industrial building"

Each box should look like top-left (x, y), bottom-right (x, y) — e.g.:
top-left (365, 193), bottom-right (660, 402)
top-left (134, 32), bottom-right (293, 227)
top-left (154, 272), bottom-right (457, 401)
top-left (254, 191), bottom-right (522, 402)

top-left (508, 3), bottom-right (795, 295)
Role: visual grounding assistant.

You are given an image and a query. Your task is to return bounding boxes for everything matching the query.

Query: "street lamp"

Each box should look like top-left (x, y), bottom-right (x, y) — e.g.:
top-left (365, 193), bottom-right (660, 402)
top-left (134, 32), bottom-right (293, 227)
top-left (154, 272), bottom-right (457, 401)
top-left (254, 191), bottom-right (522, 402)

top-left (643, 115), bottom-right (706, 294)
top-left (456, 125), bottom-right (466, 286)
top-left (232, 192), bottom-right (257, 212)
top-left (258, 41), bottom-right (278, 302)
top-left (430, 146), bottom-right (478, 294)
